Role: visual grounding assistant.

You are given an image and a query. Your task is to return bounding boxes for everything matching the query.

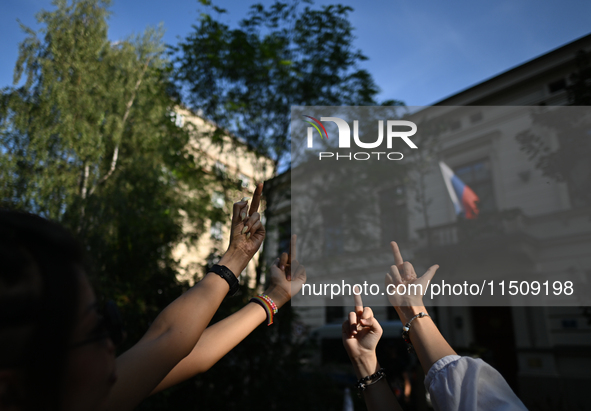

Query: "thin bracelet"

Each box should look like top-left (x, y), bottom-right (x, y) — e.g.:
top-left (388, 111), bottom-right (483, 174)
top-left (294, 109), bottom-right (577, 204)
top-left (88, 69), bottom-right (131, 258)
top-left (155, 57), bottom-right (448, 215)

top-left (355, 368), bottom-right (386, 391)
top-left (250, 296), bottom-right (274, 326)
top-left (402, 312), bottom-right (429, 353)
top-left (258, 293), bottom-right (278, 314)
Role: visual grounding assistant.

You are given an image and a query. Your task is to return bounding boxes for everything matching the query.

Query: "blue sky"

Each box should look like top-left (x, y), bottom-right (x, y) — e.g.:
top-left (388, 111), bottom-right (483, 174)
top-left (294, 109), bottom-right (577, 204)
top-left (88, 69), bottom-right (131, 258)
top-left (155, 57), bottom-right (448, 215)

top-left (2, 0), bottom-right (590, 105)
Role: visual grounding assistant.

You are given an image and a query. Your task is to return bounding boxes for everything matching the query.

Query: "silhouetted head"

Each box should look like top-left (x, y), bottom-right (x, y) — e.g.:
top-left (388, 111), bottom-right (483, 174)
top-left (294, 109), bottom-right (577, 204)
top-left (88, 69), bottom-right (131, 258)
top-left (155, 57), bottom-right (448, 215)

top-left (0, 210), bottom-right (116, 411)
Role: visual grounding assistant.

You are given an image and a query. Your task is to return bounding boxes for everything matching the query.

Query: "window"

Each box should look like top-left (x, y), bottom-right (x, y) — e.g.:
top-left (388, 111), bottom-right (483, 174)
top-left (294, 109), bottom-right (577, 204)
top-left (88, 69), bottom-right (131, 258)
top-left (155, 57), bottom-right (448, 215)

top-left (211, 191), bottom-right (225, 208)
top-left (450, 119), bottom-right (462, 131)
top-left (565, 151), bottom-right (591, 208)
top-left (548, 78), bottom-right (566, 94)
top-left (470, 112), bottom-right (483, 124)
top-left (325, 298), bottom-right (344, 323)
top-left (322, 207), bottom-right (343, 256)
top-left (379, 186), bottom-right (408, 243)
top-left (454, 159), bottom-right (495, 212)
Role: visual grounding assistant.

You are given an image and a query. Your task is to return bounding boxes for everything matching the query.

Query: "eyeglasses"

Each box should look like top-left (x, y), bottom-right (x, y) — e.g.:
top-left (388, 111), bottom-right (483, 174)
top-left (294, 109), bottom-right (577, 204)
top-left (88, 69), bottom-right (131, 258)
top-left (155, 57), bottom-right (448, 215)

top-left (70, 300), bottom-right (125, 349)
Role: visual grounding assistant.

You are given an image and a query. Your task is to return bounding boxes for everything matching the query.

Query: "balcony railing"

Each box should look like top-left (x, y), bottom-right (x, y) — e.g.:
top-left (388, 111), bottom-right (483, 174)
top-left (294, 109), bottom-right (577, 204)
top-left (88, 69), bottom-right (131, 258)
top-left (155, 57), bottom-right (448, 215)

top-left (417, 209), bottom-right (526, 248)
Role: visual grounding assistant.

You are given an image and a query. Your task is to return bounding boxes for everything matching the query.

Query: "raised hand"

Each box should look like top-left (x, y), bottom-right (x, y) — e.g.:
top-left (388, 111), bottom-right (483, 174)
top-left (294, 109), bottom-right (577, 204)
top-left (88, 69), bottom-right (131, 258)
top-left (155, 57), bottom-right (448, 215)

top-left (385, 241), bottom-right (439, 322)
top-left (221, 183), bottom-right (266, 275)
top-left (149, 239), bottom-right (305, 395)
top-left (265, 234), bottom-right (307, 308)
top-left (342, 289), bottom-right (383, 379)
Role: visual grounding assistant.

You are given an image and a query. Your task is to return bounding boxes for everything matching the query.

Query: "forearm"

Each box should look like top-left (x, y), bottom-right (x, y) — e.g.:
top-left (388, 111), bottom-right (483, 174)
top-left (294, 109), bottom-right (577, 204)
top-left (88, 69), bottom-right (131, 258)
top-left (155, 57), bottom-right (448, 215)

top-left (151, 301), bottom-right (267, 393)
top-left (396, 306), bottom-right (456, 374)
top-left (143, 253), bottom-right (246, 353)
top-left (101, 194), bottom-right (266, 411)
top-left (141, 276), bottom-right (226, 356)
top-left (351, 356), bottom-right (402, 411)
top-left (105, 260), bottom-right (244, 411)
top-left (362, 379), bottom-right (403, 411)
top-left (151, 285), bottom-right (290, 394)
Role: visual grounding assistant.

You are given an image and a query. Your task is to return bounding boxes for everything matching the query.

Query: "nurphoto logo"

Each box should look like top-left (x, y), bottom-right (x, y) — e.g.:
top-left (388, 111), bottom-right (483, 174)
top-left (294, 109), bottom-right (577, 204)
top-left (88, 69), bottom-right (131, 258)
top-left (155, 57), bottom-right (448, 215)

top-left (303, 115), bottom-right (418, 160)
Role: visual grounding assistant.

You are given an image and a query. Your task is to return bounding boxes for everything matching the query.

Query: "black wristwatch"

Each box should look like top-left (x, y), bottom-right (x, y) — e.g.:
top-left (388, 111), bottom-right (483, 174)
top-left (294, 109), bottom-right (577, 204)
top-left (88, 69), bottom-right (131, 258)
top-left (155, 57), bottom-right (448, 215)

top-left (209, 264), bottom-right (239, 296)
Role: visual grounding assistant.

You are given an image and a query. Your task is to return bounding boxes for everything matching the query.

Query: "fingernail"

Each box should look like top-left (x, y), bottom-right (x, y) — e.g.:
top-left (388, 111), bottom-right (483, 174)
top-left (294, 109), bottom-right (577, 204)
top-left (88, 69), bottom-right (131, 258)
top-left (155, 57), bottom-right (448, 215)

top-left (241, 226), bottom-right (249, 234)
top-left (241, 197), bottom-right (249, 202)
top-left (280, 265), bottom-right (285, 271)
top-left (246, 232), bottom-right (251, 240)
top-left (287, 275), bottom-right (291, 281)
top-left (240, 211), bottom-right (247, 220)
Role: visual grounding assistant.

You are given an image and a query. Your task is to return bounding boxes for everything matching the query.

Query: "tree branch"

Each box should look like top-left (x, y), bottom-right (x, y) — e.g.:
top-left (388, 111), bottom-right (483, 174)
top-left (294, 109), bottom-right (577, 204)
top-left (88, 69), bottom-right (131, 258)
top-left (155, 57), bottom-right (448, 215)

top-left (88, 56), bottom-right (153, 197)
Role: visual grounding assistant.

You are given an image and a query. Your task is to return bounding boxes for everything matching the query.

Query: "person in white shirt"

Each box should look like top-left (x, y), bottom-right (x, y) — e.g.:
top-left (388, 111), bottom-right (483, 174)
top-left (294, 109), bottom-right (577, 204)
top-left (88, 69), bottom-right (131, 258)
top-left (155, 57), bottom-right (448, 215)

top-left (342, 241), bottom-right (528, 411)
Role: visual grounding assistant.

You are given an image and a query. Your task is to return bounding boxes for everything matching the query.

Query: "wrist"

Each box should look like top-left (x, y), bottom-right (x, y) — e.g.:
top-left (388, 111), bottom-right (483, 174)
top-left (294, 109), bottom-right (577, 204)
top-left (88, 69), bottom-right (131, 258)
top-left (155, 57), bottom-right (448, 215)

top-left (396, 305), bottom-right (428, 324)
top-left (263, 285), bottom-right (290, 308)
top-left (351, 354), bottom-right (380, 380)
top-left (218, 250), bottom-right (247, 277)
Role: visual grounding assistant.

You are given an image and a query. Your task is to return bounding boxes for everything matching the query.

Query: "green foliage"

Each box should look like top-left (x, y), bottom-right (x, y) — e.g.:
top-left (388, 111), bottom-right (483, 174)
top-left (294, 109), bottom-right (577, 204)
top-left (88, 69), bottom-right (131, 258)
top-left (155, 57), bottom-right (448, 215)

top-left (0, 1), bottom-right (382, 409)
top-left (173, 0), bottom-right (396, 166)
top-left (0, 0), bottom-right (216, 345)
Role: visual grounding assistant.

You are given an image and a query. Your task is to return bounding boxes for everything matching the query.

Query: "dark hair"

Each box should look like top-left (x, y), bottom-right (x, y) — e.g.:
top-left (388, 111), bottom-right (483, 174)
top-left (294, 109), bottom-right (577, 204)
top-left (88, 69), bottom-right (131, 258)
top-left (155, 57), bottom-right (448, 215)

top-left (0, 210), bottom-right (85, 410)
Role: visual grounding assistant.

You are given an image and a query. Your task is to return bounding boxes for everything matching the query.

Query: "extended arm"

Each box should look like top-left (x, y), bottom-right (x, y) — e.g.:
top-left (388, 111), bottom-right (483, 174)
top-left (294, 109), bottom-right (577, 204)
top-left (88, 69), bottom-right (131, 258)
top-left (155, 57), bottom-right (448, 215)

top-left (101, 185), bottom-right (266, 411)
top-left (151, 299), bottom-right (267, 393)
top-left (385, 241), bottom-right (526, 411)
top-left (385, 241), bottom-right (456, 374)
top-left (342, 292), bottom-right (403, 411)
top-left (393, 306), bottom-right (456, 375)
top-left (151, 235), bottom-right (306, 394)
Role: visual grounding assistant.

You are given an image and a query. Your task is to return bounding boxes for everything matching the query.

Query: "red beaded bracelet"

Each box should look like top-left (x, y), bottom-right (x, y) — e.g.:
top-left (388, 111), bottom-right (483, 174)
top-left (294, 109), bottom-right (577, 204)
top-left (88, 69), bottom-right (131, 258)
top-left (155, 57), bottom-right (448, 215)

top-left (259, 293), bottom-right (278, 314)
top-left (250, 295), bottom-right (275, 326)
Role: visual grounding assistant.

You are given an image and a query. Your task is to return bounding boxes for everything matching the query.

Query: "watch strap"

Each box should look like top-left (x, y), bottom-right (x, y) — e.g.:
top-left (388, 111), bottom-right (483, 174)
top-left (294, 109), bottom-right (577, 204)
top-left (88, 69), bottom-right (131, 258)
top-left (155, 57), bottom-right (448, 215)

top-left (210, 264), bottom-right (239, 296)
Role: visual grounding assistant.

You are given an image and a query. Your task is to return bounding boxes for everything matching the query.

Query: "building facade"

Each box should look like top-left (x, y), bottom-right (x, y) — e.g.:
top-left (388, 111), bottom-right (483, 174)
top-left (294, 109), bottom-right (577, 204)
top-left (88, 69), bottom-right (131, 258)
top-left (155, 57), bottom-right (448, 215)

top-left (263, 33), bottom-right (591, 408)
top-left (172, 108), bottom-right (275, 285)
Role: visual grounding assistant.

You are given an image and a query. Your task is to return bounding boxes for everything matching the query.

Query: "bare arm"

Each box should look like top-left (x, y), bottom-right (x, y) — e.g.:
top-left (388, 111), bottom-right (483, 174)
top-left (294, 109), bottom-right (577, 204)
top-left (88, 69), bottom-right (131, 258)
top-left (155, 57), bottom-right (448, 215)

top-left (151, 301), bottom-right (266, 393)
top-left (342, 292), bottom-right (403, 411)
top-left (386, 241), bottom-right (456, 374)
top-left (100, 185), bottom-right (266, 411)
top-left (386, 241), bottom-right (527, 411)
top-left (151, 235), bottom-right (306, 394)
top-left (395, 306), bottom-right (456, 374)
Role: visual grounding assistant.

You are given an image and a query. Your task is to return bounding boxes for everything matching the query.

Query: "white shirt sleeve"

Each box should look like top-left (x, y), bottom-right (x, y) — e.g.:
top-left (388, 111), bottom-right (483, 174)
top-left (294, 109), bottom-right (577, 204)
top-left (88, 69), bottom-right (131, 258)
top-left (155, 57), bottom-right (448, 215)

top-left (424, 355), bottom-right (528, 411)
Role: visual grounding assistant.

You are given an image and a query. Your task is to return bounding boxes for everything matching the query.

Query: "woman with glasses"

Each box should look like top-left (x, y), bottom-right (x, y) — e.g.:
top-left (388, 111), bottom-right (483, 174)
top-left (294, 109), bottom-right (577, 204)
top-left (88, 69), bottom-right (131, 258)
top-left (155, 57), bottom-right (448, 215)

top-left (0, 184), bottom-right (306, 411)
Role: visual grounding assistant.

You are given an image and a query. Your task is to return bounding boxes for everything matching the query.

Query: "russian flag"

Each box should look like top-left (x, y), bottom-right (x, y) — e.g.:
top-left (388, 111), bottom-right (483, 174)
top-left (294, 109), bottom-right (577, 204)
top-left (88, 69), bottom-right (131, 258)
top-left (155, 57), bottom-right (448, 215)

top-left (439, 161), bottom-right (480, 219)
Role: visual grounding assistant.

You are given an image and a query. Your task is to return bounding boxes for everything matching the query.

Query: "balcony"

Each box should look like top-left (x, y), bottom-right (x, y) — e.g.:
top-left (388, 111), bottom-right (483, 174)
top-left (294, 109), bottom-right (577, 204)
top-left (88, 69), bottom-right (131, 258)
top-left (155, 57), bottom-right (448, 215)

top-left (415, 209), bottom-right (538, 268)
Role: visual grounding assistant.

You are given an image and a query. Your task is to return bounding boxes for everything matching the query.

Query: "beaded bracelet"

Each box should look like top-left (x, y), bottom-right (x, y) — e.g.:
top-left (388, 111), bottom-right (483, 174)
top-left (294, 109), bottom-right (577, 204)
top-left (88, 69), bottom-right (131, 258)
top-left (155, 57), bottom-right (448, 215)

top-left (402, 312), bottom-right (429, 353)
top-left (258, 293), bottom-right (278, 314)
top-left (355, 368), bottom-right (386, 391)
top-left (250, 295), bottom-right (276, 326)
